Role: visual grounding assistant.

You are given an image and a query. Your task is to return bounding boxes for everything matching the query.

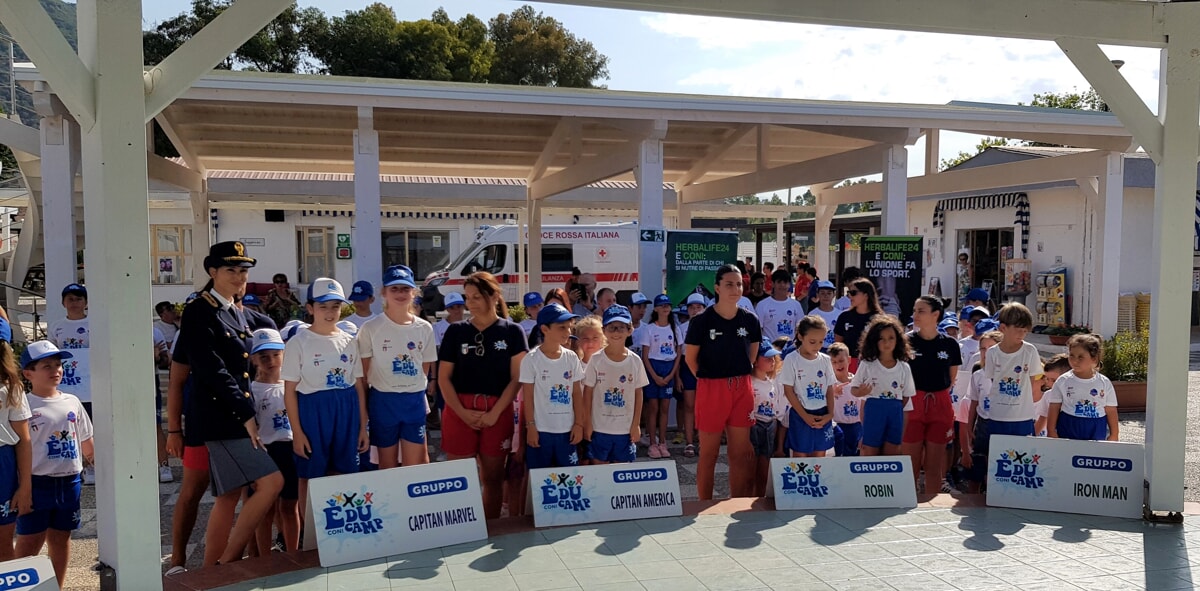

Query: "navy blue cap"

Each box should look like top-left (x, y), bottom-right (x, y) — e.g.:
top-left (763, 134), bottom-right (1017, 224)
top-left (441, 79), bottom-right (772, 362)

top-left (958, 306), bottom-right (976, 321)
top-left (62, 283), bottom-right (87, 298)
top-left (938, 318), bottom-right (958, 334)
top-left (382, 265), bottom-right (416, 289)
top-left (242, 294), bottom-right (261, 307)
top-left (204, 241), bottom-right (255, 269)
top-left (524, 292), bottom-right (544, 307)
top-left (963, 288), bottom-right (990, 303)
top-left (653, 294), bottom-right (672, 307)
top-left (349, 280), bottom-right (374, 302)
top-left (602, 304), bottom-right (633, 326)
top-left (537, 303), bottom-right (578, 327)
top-left (814, 280), bottom-right (836, 291)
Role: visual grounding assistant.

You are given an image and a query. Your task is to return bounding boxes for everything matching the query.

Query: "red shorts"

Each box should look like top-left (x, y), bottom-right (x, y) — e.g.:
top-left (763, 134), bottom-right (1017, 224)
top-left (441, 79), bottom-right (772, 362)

top-left (903, 389), bottom-right (955, 445)
top-left (695, 376), bottom-right (755, 433)
top-left (441, 394), bottom-right (515, 458)
top-left (182, 445), bottom-right (210, 472)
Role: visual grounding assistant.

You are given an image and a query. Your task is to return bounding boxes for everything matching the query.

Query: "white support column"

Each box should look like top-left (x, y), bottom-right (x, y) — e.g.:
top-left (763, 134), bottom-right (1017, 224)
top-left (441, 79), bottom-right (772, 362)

top-left (924, 129), bottom-right (940, 176)
top-left (189, 184), bottom-right (211, 290)
top-left (814, 203), bottom-right (834, 282)
top-left (527, 194), bottom-right (543, 295)
top-left (636, 136), bottom-right (666, 297)
top-left (881, 144), bottom-right (908, 235)
top-left (1093, 154), bottom-right (1123, 337)
top-left (76, 0), bottom-right (161, 587)
top-left (775, 215), bottom-right (785, 269)
top-left (352, 107), bottom-right (382, 313)
top-left (1146, 36), bottom-right (1200, 515)
top-left (39, 114), bottom-right (78, 323)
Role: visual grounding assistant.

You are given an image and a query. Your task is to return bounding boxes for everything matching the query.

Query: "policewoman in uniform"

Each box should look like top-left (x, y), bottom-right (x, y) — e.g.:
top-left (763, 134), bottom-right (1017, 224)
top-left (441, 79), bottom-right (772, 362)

top-left (176, 241), bottom-right (282, 565)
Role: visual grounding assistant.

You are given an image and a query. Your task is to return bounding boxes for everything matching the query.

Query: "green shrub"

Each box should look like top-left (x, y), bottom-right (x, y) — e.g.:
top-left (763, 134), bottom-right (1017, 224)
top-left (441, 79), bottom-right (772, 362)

top-left (1103, 325), bottom-right (1148, 382)
top-left (508, 305), bottom-right (527, 322)
top-left (1045, 324), bottom-right (1091, 336)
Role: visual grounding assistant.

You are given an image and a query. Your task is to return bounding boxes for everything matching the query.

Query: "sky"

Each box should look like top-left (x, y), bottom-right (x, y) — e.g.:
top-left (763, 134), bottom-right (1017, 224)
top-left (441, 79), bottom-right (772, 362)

top-left (142, 1), bottom-right (1164, 190)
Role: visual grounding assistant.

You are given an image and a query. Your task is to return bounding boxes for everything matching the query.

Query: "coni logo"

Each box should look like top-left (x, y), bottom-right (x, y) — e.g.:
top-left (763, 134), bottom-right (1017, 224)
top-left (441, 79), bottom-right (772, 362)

top-left (539, 472), bottom-right (591, 512)
top-left (323, 490), bottom-right (384, 535)
top-left (994, 449), bottom-right (1045, 489)
top-left (779, 461), bottom-right (830, 498)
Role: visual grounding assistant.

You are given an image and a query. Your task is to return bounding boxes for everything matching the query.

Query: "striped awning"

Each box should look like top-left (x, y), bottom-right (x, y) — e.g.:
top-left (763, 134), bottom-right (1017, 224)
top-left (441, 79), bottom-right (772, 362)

top-left (932, 192), bottom-right (1030, 259)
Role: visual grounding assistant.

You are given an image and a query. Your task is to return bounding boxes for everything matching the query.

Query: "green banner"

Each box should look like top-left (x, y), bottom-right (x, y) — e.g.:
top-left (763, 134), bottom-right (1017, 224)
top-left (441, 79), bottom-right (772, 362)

top-left (860, 235), bottom-right (923, 325)
top-left (665, 231), bottom-right (738, 306)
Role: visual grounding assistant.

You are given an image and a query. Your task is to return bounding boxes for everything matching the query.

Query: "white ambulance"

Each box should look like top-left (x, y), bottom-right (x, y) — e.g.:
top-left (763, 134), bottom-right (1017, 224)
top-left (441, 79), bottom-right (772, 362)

top-left (421, 223), bottom-right (641, 311)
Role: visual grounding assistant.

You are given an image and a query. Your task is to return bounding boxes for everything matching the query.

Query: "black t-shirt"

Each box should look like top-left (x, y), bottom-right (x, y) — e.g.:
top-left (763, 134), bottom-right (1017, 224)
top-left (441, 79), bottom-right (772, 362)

top-left (747, 292), bottom-right (770, 306)
top-left (906, 330), bottom-right (963, 392)
top-left (683, 307), bottom-right (762, 378)
top-left (833, 309), bottom-right (877, 357)
top-left (439, 318), bottom-right (529, 397)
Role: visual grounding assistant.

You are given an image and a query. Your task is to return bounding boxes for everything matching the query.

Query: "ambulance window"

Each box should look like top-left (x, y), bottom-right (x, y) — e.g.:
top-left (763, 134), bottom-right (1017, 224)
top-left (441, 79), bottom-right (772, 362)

top-left (463, 244), bottom-right (506, 275)
top-left (541, 246), bottom-right (574, 273)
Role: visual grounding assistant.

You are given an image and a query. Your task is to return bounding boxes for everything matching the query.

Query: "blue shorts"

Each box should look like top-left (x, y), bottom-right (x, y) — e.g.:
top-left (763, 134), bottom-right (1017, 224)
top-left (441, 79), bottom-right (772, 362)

top-left (368, 388), bottom-right (428, 447)
top-left (834, 422), bottom-right (862, 457)
top-left (787, 407), bottom-right (834, 454)
top-left (861, 398), bottom-right (905, 449)
top-left (644, 359), bottom-right (675, 400)
top-left (295, 387), bottom-right (361, 479)
top-left (1057, 412), bottom-right (1108, 441)
top-left (589, 432), bottom-right (636, 463)
top-left (17, 474), bottom-right (81, 534)
top-left (988, 418), bottom-right (1034, 437)
top-left (0, 445), bottom-right (17, 525)
top-left (525, 431), bottom-right (578, 470)
top-left (680, 363), bottom-right (697, 391)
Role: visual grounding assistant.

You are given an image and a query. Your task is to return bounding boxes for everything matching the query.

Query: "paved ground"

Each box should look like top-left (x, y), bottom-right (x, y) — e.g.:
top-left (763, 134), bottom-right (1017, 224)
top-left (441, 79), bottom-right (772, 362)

top-left (201, 504), bottom-right (1200, 591)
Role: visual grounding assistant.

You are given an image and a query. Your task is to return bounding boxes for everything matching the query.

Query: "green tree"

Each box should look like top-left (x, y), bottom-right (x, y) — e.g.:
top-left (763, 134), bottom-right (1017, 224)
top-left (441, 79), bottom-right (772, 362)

top-left (143, 0), bottom-right (319, 72)
top-left (1023, 87), bottom-right (1107, 112)
top-left (939, 136), bottom-right (1011, 171)
top-left (487, 5), bottom-right (609, 88)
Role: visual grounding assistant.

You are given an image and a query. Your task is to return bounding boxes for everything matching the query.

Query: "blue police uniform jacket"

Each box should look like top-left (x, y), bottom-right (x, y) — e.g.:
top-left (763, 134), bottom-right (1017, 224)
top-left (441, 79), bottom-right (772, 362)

top-left (175, 292), bottom-right (261, 442)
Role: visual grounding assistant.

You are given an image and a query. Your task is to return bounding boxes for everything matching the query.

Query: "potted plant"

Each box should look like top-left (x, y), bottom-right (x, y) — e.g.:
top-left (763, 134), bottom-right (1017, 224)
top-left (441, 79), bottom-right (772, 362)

top-left (1045, 324), bottom-right (1091, 346)
top-left (1103, 326), bottom-right (1148, 413)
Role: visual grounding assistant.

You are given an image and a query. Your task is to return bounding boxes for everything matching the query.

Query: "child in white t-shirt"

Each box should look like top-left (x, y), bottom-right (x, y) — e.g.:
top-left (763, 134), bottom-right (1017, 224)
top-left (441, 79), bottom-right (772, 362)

top-left (962, 329), bottom-right (1000, 494)
top-left (850, 316), bottom-right (916, 457)
top-left (1047, 335), bottom-right (1119, 441)
top-left (984, 304), bottom-right (1045, 437)
top-left (1037, 353), bottom-right (1070, 437)
top-left (249, 329), bottom-right (300, 554)
top-left (0, 319), bottom-right (29, 563)
top-left (782, 317), bottom-right (836, 460)
top-left (583, 305), bottom-right (648, 464)
top-left (827, 343), bottom-right (860, 457)
top-left (749, 338), bottom-right (784, 496)
top-left (520, 304), bottom-right (586, 470)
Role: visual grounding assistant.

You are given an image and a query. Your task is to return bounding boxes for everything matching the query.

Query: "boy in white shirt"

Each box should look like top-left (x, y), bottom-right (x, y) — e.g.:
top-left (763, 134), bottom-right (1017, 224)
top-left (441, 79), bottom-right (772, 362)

top-left (520, 304), bottom-right (586, 469)
top-left (755, 269), bottom-right (804, 342)
top-left (984, 304), bottom-right (1045, 438)
top-left (520, 292), bottom-right (544, 338)
top-left (583, 305), bottom-right (648, 464)
top-left (15, 341), bottom-right (93, 587)
top-left (344, 281), bottom-right (376, 329)
top-left (46, 284), bottom-right (93, 485)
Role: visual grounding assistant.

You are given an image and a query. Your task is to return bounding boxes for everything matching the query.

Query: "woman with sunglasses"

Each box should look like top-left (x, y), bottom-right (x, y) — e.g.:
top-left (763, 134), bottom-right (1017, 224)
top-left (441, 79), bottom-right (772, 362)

top-left (833, 278), bottom-right (885, 373)
top-left (262, 273), bottom-right (302, 329)
top-left (438, 272), bottom-right (528, 519)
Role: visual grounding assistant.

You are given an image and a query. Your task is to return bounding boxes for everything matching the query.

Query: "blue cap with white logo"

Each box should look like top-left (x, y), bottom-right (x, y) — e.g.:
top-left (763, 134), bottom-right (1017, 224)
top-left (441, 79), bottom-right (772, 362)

top-left (62, 283), bottom-right (87, 298)
top-left (757, 338), bottom-right (780, 359)
top-left (630, 292), bottom-right (650, 306)
top-left (938, 318), bottom-right (958, 334)
top-left (349, 280), bottom-right (374, 302)
top-left (959, 306), bottom-right (976, 321)
top-left (963, 288), bottom-right (990, 303)
top-left (975, 318), bottom-right (999, 334)
top-left (602, 304), bottom-right (633, 327)
top-left (815, 280), bottom-right (836, 291)
top-left (20, 340), bottom-right (73, 369)
top-left (382, 265), bottom-right (416, 289)
top-left (537, 303), bottom-right (579, 327)
top-left (444, 292), bottom-right (465, 308)
top-left (250, 328), bottom-right (285, 354)
top-left (307, 278), bottom-right (348, 304)
top-left (242, 294), bottom-right (261, 307)
top-left (523, 292), bottom-right (544, 307)
top-left (653, 294), bottom-right (672, 307)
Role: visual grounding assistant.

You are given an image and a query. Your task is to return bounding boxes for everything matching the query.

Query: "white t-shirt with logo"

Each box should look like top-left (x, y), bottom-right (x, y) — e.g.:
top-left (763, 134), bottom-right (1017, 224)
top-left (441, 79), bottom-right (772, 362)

top-left (0, 388), bottom-right (31, 447)
top-left (281, 328), bottom-right (363, 394)
top-left (967, 368), bottom-right (992, 420)
top-left (751, 376), bottom-right (785, 422)
top-left (253, 381), bottom-right (291, 445)
top-left (780, 352), bottom-right (837, 411)
top-left (27, 392), bottom-right (92, 477)
top-left (583, 349), bottom-right (649, 435)
top-left (755, 297), bottom-right (804, 342)
top-left (809, 307), bottom-right (841, 350)
top-left (848, 359), bottom-right (915, 401)
top-left (959, 337), bottom-right (980, 365)
top-left (48, 317), bottom-right (90, 350)
top-left (48, 317), bottom-right (91, 402)
top-left (985, 342), bottom-right (1044, 422)
top-left (519, 346), bottom-right (584, 435)
top-left (1046, 371), bottom-right (1117, 419)
top-left (357, 315), bottom-right (437, 393)
top-left (639, 323), bottom-right (679, 362)
top-left (345, 313), bottom-right (375, 329)
top-left (831, 378), bottom-right (861, 424)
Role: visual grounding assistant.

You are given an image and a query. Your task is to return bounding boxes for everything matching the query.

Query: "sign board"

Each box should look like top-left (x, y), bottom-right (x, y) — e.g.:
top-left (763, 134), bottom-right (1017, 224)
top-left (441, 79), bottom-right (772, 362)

top-left (770, 456), bottom-right (917, 510)
top-left (530, 461), bottom-right (682, 528)
top-left (639, 229), bottom-right (665, 243)
top-left (0, 556), bottom-right (57, 590)
top-left (240, 237), bottom-right (266, 247)
top-left (986, 435), bottom-right (1144, 519)
top-left (665, 231), bottom-right (737, 307)
top-left (336, 246), bottom-right (353, 260)
top-left (308, 459), bottom-right (487, 567)
top-left (337, 233), bottom-right (351, 247)
top-left (860, 236), bottom-right (923, 325)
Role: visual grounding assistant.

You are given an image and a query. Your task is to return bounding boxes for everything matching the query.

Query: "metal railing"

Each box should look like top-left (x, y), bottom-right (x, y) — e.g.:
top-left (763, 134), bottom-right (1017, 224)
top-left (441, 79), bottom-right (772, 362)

top-left (0, 277), bottom-right (44, 341)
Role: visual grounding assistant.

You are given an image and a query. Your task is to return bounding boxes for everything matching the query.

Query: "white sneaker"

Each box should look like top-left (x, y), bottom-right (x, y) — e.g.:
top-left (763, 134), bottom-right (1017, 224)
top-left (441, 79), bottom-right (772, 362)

top-left (82, 466), bottom-right (95, 485)
top-left (159, 464), bottom-right (174, 483)
top-left (164, 566), bottom-right (186, 576)
top-left (638, 434), bottom-right (651, 448)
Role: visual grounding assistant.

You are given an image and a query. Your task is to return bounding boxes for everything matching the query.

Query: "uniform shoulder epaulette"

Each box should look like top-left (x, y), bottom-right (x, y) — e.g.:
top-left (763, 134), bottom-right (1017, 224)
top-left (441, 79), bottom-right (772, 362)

top-left (200, 292), bottom-right (219, 308)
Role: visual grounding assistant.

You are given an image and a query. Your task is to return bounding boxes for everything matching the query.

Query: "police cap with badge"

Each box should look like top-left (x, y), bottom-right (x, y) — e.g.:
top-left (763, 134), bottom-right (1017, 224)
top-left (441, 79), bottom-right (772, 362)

top-left (205, 240), bottom-right (257, 270)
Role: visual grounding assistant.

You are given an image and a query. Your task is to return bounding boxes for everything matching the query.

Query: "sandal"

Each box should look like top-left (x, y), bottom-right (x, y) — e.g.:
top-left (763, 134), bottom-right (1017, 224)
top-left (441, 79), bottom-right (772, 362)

top-left (683, 444), bottom-right (695, 458)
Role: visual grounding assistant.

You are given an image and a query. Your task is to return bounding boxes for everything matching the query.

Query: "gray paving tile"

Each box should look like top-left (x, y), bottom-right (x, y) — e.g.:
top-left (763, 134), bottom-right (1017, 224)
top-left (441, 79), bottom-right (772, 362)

top-left (749, 567), bottom-right (831, 590)
top-left (511, 571), bottom-right (580, 591)
top-left (723, 546), bottom-right (796, 571)
top-left (810, 560), bottom-right (871, 582)
top-left (504, 552), bottom-right (568, 575)
top-left (327, 572), bottom-right (392, 591)
top-left (878, 539), bottom-right (941, 558)
top-left (831, 579), bottom-right (898, 591)
top-left (449, 574), bottom-right (520, 591)
top-left (675, 554), bottom-right (742, 578)
top-left (701, 570), bottom-right (766, 590)
top-left (1116, 570), bottom-right (1196, 590)
top-left (879, 572), bottom-right (957, 591)
top-left (1070, 574), bottom-right (1145, 590)
top-left (553, 549), bottom-right (622, 568)
top-left (621, 559), bottom-right (691, 581)
top-left (1032, 558), bottom-right (1109, 581)
top-left (903, 552), bottom-right (972, 574)
top-left (856, 556), bottom-right (926, 577)
top-left (661, 540), bottom-right (725, 560)
top-left (636, 576), bottom-right (705, 591)
top-left (566, 564), bottom-right (636, 590)
top-left (387, 548), bottom-right (445, 570)
top-left (933, 568), bottom-right (1007, 590)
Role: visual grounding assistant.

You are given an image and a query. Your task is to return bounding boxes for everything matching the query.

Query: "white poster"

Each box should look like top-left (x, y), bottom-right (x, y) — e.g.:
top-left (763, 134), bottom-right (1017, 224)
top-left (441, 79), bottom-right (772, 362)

top-left (309, 459), bottom-right (487, 567)
top-left (770, 456), bottom-right (918, 510)
top-left (986, 435), bottom-right (1144, 519)
top-left (530, 461), bottom-right (682, 528)
top-left (0, 556), bottom-right (58, 590)
top-left (56, 349), bottom-right (90, 403)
